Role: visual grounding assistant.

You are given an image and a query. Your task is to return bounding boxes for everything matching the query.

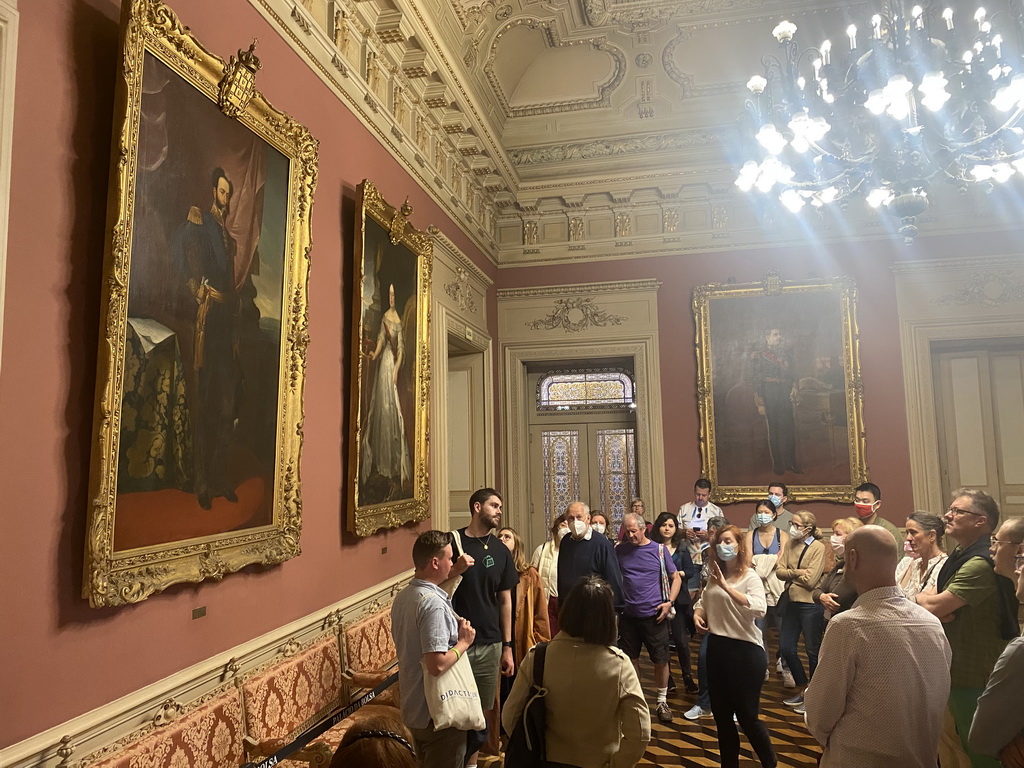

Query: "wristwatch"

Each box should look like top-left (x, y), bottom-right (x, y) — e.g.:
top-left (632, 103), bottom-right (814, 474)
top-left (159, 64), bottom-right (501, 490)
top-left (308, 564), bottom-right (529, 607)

top-left (502, 640), bottom-right (513, 648)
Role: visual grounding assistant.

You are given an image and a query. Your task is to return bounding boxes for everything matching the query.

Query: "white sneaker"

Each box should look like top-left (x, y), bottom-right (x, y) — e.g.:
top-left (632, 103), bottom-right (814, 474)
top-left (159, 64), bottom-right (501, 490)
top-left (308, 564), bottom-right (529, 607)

top-left (764, 668), bottom-right (770, 681)
top-left (782, 669), bottom-right (796, 688)
top-left (776, 658), bottom-right (783, 674)
top-left (684, 704), bottom-right (712, 720)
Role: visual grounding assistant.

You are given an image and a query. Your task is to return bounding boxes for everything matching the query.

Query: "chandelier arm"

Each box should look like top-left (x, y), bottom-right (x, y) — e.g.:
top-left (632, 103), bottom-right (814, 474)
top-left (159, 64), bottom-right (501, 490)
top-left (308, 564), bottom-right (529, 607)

top-left (945, 106), bottom-right (1024, 150)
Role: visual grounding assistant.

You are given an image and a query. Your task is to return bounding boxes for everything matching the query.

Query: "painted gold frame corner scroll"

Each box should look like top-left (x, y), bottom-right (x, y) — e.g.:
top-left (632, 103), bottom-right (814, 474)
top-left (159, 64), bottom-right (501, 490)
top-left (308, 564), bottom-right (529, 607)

top-left (84, 0), bottom-right (318, 607)
top-left (693, 270), bottom-right (868, 504)
top-left (347, 180), bottom-right (432, 537)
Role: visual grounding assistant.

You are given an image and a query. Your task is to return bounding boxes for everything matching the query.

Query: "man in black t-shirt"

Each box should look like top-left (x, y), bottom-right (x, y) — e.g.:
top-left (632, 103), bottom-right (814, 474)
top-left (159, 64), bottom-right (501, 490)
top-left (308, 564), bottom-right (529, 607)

top-left (445, 487), bottom-right (519, 766)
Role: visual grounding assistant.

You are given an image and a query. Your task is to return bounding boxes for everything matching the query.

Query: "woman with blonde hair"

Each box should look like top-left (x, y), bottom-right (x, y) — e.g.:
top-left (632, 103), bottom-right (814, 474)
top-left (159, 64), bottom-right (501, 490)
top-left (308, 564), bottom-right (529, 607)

top-left (531, 512), bottom-right (570, 634)
top-left (694, 524), bottom-right (777, 768)
top-left (813, 517), bottom-right (863, 622)
top-left (776, 510), bottom-right (827, 714)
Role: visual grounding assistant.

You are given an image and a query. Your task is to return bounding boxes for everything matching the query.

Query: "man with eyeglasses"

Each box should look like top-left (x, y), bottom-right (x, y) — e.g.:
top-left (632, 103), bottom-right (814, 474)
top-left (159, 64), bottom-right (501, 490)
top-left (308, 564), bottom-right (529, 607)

top-left (970, 516), bottom-right (1024, 766)
top-left (916, 489), bottom-right (1012, 768)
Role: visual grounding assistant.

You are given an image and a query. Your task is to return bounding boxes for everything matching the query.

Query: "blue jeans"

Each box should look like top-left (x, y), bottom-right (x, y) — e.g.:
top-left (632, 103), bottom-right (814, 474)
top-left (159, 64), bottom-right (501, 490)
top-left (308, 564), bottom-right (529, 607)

top-left (697, 631), bottom-right (711, 708)
top-left (779, 600), bottom-right (824, 688)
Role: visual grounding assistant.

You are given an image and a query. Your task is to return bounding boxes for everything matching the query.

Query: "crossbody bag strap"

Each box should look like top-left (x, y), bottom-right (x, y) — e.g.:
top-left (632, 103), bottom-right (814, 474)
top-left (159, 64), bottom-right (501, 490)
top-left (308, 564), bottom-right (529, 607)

top-left (533, 642), bottom-right (548, 688)
top-left (658, 544), bottom-right (670, 602)
top-left (786, 542), bottom-right (810, 597)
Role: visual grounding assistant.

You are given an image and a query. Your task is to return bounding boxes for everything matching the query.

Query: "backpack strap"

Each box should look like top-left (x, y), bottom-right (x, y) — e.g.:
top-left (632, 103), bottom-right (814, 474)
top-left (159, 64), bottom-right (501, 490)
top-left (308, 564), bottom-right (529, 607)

top-left (533, 642), bottom-right (548, 688)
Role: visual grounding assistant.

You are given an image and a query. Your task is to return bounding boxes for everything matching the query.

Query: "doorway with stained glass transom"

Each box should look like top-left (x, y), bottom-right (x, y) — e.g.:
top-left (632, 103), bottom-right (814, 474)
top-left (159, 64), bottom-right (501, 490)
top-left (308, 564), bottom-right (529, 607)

top-left (525, 364), bottom-right (638, 552)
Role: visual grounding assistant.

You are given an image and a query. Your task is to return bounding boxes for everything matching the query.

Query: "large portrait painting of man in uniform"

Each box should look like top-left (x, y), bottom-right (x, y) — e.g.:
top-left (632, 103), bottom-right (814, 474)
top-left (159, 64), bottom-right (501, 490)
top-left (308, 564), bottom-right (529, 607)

top-left (693, 271), bottom-right (868, 503)
top-left (85, 0), bottom-right (317, 607)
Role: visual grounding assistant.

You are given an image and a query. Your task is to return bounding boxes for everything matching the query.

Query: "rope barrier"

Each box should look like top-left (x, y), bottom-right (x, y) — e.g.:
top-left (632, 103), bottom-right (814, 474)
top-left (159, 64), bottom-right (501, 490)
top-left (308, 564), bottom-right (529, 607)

top-left (241, 671), bottom-right (399, 768)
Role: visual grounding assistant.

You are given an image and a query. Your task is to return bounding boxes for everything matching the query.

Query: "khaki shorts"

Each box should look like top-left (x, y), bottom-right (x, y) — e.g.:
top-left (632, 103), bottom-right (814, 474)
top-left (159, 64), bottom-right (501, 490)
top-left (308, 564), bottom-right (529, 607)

top-left (466, 641), bottom-right (501, 705)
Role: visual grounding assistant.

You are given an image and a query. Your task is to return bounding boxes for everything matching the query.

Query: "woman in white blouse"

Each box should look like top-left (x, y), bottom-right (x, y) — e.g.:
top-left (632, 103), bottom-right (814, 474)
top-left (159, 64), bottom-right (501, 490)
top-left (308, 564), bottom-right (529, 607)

top-left (694, 524), bottom-right (777, 768)
top-left (531, 513), bottom-right (569, 634)
top-left (896, 512), bottom-right (947, 599)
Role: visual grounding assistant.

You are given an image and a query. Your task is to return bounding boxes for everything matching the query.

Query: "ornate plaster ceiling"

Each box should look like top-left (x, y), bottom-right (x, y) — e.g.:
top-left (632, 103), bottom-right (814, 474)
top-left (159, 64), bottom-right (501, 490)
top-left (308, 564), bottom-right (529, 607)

top-left (282, 0), bottom-right (1024, 263)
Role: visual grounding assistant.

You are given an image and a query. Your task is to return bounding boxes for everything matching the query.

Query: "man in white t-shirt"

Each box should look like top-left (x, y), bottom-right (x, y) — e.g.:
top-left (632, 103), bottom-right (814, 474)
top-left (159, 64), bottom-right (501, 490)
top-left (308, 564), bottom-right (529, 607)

top-left (678, 479), bottom-right (722, 595)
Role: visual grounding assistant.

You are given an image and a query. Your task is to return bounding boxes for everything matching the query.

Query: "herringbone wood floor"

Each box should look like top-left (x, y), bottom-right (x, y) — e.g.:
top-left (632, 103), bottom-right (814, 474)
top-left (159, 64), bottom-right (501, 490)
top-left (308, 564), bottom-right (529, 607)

top-left (483, 634), bottom-right (823, 768)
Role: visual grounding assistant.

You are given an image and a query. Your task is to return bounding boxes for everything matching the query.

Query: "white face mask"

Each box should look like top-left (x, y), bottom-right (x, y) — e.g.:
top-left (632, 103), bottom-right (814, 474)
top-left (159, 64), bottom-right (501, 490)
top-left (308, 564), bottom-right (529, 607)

top-left (557, 526), bottom-right (570, 540)
top-left (591, 522), bottom-right (606, 535)
top-left (789, 524), bottom-right (804, 539)
top-left (830, 534), bottom-right (845, 555)
top-left (572, 518), bottom-right (589, 538)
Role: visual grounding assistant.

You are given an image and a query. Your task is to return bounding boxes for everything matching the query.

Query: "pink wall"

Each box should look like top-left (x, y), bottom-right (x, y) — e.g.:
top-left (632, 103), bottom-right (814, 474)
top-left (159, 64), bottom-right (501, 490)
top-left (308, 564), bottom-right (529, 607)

top-left (495, 230), bottom-right (1023, 530)
top-left (0, 0), bottom-right (495, 747)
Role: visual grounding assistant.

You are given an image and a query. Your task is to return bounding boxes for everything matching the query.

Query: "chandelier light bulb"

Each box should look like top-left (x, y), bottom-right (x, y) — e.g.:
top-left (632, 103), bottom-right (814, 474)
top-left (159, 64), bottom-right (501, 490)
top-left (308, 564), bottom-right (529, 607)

top-left (821, 39), bottom-right (832, 64)
top-left (747, 75), bottom-right (768, 94)
top-left (756, 124), bottom-right (789, 155)
top-left (847, 25), bottom-right (858, 50)
top-left (866, 188), bottom-right (894, 208)
top-left (992, 74), bottom-right (1024, 112)
top-left (974, 7), bottom-right (986, 29)
top-left (912, 6), bottom-right (924, 29)
top-left (992, 163), bottom-right (1014, 183)
top-left (780, 188), bottom-right (806, 212)
top-left (920, 72), bottom-right (951, 111)
top-left (943, 8), bottom-right (954, 29)
top-left (773, 21), bottom-right (797, 42)
top-left (971, 164), bottom-right (994, 180)
top-left (871, 15), bottom-right (882, 39)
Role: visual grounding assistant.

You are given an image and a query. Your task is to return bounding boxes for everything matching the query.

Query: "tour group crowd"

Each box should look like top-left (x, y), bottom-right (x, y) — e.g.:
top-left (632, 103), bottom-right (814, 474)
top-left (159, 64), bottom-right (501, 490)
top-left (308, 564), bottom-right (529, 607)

top-left (327, 482), bottom-right (1024, 768)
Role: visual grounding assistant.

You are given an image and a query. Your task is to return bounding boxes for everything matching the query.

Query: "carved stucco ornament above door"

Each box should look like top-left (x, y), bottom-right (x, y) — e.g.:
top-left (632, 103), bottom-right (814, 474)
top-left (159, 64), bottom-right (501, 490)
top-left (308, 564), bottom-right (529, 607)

top-left (527, 297), bottom-right (627, 333)
top-left (932, 271), bottom-right (1024, 308)
top-left (444, 267), bottom-right (478, 313)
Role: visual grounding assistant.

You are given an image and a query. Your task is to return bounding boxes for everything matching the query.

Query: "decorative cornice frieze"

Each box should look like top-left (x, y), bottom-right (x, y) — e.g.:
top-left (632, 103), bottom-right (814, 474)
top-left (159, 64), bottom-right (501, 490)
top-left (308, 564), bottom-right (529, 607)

top-left (497, 279), bottom-right (662, 298)
top-left (890, 254), bottom-right (1024, 273)
top-left (508, 128), bottom-right (719, 166)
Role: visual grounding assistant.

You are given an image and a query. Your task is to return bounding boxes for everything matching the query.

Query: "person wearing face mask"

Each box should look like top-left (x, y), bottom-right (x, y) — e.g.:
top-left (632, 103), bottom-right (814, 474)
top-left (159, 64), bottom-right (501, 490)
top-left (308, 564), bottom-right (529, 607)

top-left (747, 498), bottom-right (789, 683)
top-left (748, 483), bottom-right (793, 532)
top-left (852, 482), bottom-right (902, 556)
top-left (896, 512), bottom-right (948, 600)
top-left (651, 512), bottom-right (699, 696)
top-left (679, 479), bottom-right (722, 598)
top-left (693, 525), bottom-right (777, 768)
top-left (970, 517), bottom-right (1024, 767)
top-left (812, 517), bottom-right (863, 623)
top-left (531, 513), bottom-right (569, 636)
top-left (775, 510), bottom-right (828, 714)
top-left (590, 511), bottom-right (614, 543)
top-left (557, 500), bottom-right (624, 612)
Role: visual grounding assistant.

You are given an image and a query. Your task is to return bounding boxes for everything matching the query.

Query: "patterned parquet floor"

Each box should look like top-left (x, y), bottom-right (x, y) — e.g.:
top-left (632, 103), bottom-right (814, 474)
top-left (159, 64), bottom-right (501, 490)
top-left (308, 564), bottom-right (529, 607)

top-left (481, 633), bottom-right (823, 768)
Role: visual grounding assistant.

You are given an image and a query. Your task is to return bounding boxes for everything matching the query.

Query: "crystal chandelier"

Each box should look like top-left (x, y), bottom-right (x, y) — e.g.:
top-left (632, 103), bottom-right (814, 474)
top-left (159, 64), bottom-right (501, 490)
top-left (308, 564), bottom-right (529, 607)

top-left (736, 4), bottom-right (1024, 242)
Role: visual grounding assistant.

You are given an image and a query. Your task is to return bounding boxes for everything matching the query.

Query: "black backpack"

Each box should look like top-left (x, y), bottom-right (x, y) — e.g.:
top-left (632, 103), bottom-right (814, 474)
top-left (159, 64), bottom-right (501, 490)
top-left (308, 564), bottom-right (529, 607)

top-left (504, 642), bottom-right (549, 768)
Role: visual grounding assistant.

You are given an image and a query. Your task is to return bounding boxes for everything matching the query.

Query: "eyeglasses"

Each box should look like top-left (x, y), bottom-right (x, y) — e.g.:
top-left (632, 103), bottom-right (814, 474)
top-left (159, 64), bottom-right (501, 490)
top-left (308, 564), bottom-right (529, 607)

top-left (947, 506), bottom-right (984, 518)
top-left (991, 536), bottom-right (1023, 547)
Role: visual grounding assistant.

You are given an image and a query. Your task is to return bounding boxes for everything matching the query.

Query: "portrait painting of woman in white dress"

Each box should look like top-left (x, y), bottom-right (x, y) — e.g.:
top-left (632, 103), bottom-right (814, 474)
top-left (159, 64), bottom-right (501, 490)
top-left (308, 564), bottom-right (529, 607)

top-left (359, 282), bottom-right (413, 504)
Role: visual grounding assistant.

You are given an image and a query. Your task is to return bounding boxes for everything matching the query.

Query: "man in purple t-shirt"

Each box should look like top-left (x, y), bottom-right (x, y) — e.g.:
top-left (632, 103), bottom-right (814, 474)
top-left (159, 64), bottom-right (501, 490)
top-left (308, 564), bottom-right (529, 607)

top-left (617, 512), bottom-right (681, 724)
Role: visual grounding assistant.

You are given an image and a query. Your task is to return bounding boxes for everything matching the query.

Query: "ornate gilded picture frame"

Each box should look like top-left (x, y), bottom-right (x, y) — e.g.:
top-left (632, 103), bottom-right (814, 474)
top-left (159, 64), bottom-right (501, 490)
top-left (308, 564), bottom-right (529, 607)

top-left (84, 0), bottom-right (318, 607)
top-left (693, 271), bottom-right (868, 503)
top-left (347, 180), bottom-right (432, 536)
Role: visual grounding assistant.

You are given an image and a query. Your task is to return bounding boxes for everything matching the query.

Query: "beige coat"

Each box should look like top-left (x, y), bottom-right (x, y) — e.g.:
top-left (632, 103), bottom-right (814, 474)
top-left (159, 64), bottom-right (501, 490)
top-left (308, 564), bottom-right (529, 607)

top-left (502, 631), bottom-right (651, 768)
top-left (776, 538), bottom-right (827, 603)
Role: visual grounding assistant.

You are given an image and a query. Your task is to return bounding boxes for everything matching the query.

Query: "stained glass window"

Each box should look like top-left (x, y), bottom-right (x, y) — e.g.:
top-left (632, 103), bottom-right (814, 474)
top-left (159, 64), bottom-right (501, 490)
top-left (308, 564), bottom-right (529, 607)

top-left (541, 430), bottom-right (581, 536)
top-left (597, 428), bottom-right (637, 533)
top-left (537, 369), bottom-right (635, 411)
